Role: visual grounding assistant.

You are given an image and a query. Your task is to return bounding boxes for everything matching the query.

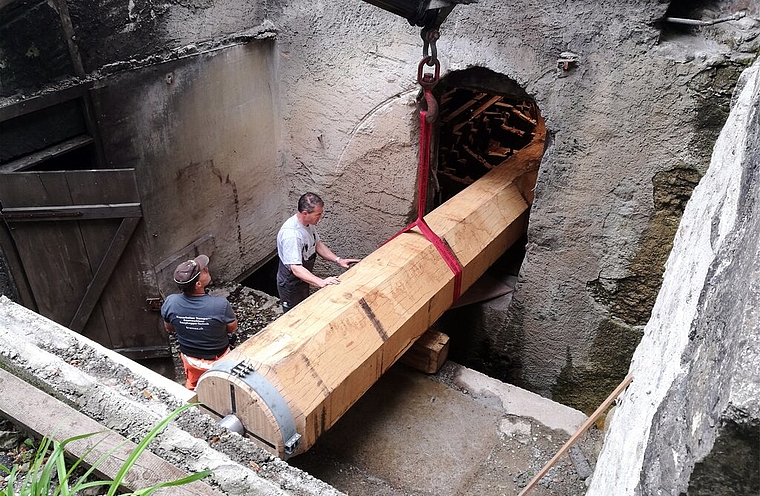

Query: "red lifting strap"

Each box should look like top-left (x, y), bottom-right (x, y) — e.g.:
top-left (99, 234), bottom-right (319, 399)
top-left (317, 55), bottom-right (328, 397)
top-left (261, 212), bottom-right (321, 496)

top-left (385, 103), bottom-right (463, 303)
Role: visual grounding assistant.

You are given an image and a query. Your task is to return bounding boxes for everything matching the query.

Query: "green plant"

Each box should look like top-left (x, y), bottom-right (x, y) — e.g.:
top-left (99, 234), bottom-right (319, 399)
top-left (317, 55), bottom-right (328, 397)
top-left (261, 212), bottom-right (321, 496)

top-left (0, 404), bottom-right (211, 495)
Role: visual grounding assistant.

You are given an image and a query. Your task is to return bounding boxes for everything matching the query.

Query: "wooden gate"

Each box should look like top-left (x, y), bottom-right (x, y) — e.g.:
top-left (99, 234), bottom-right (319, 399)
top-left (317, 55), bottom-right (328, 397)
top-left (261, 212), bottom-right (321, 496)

top-left (0, 169), bottom-right (169, 360)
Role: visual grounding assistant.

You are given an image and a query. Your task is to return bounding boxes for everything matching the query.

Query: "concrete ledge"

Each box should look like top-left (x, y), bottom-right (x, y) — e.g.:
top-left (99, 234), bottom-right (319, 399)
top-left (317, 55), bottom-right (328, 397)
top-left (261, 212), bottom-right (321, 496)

top-left (442, 362), bottom-right (588, 436)
top-left (0, 296), bottom-right (342, 496)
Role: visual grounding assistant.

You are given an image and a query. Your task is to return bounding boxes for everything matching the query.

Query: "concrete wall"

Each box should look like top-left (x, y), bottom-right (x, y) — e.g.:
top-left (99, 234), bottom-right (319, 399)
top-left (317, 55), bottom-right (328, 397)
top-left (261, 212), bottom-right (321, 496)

top-left (273, 1), bottom-right (422, 255)
top-left (271, 1), bottom-right (760, 411)
top-left (588, 56), bottom-right (760, 496)
top-left (94, 41), bottom-right (284, 291)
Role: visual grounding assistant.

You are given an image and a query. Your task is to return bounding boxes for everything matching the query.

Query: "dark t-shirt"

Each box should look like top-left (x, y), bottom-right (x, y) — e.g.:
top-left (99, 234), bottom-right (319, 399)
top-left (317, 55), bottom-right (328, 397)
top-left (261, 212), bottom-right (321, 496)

top-left (160, 293), bottom-right (235, 359)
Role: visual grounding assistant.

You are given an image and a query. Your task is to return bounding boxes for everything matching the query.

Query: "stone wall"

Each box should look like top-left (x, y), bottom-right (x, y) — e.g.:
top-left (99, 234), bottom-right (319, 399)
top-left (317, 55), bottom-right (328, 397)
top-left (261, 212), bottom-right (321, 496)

top-left (588, 57), bottom-right (760, 496)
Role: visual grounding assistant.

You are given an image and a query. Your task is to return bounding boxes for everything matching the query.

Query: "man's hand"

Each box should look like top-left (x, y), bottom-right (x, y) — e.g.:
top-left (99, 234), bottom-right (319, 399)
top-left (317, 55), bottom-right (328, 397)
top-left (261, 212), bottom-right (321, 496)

top-left (336, 257), bottom-right (360, 269)
top-left (320, 276), bottom-right (340, 287)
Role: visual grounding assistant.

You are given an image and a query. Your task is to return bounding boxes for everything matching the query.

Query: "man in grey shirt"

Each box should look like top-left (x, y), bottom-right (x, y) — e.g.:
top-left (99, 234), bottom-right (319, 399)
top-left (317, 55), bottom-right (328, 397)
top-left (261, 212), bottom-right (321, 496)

top-left (276, 192), bottom-right (360, 312)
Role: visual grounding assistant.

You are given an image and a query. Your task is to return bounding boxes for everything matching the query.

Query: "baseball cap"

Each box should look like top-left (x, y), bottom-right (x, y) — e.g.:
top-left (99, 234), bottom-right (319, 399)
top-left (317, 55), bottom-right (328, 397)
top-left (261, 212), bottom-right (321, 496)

top-left (173, 254), bottom-right (209, 285)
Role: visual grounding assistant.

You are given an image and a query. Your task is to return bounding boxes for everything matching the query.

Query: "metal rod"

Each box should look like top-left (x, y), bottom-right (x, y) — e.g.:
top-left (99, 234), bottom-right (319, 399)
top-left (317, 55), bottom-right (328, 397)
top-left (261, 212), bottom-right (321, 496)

top-left (665, 11), bottom-right (746, 26)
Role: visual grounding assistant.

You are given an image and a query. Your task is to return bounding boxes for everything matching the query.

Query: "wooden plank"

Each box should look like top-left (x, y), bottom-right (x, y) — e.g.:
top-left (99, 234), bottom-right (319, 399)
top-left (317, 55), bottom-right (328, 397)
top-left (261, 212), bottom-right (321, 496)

top-left (439, 170), bottom-right (474, 187)
top-left (0, 170), bottom-right (140, 207)
top-left (399, 329), bottom-right (449, 374)
top-left (0, 368), bottom-right (221, 495)
top-left (469, 95), bottom-right (503, 121)
top-left (196, 116), bottom-right (546, 459)
top-left (462, 145), bottom-right (494, 170)
top-left (0, 84), bottom-right (91, 123)
top-left (518, 375), bottom-right (634, 496)
top-left (0, 225), bottom-right (37, 311)
top-left (495, 102), bottom-right (537, 126)
top-left (0, 203), bottom-right (142, 221)
top-left (112, 345), bottom-right (176, 360)
top-left (452, 120), bottom-right (473, 134)
top-left (441, 92), bottom-right (488, 123)
top-left (0, 135), bottom-right (94, 173)
top-left (69, 217), bottom-right (140, 332)
top-left (0, 172), bottom-right (97, 328)
top-left (500, 123), bottom-right (526, 137)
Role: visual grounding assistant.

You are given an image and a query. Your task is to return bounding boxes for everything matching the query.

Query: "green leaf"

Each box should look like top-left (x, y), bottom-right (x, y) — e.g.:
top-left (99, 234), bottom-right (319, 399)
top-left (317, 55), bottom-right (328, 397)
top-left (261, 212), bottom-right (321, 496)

top-left (105, 403), bottom-right (208, 496)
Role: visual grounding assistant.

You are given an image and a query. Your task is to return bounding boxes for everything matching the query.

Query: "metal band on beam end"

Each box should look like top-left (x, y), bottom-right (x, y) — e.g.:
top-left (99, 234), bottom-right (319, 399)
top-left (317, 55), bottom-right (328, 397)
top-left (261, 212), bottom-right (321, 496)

top-left (209, 359), bottom-right (301, 459)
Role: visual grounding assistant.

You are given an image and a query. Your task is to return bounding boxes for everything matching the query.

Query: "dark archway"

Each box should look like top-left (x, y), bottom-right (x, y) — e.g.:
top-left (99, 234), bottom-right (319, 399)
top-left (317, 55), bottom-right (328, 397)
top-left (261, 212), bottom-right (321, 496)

top-left (432, 67), bottom-right (543, 383)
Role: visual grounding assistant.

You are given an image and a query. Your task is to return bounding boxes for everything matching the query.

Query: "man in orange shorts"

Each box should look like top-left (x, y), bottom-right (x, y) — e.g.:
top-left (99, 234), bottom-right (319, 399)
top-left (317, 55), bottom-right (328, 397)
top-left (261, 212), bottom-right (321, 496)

top-left (161, 254), bottom-right (238, 390)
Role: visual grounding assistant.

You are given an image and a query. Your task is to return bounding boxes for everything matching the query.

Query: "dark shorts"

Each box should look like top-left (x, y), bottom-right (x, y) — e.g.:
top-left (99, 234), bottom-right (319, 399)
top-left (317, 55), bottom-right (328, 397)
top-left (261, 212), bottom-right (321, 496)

top-left (277, 254), bottom-right (316, 312)
top-left (278, 282), bottom-right (310, 312)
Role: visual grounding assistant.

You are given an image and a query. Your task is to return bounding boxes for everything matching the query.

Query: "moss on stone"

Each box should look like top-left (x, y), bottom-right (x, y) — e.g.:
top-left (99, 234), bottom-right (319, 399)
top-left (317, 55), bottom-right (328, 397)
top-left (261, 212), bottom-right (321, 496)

top-left (690, 63), bottom-right (744, 168)
top-left (588, 165), bottom-right (701, 326)
top-left (552, 318), bottom-right (642, 415)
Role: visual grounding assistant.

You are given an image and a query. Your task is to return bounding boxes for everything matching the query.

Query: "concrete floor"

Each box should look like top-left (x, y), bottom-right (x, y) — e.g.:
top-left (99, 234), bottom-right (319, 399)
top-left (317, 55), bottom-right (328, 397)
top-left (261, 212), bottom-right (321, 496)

top-left (290, 362), bottom-right (596, 496)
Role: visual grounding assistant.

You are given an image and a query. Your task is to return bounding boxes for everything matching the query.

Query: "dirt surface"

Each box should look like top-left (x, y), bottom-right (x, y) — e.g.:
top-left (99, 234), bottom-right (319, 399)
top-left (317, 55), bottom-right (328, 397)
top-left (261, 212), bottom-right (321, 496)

top-left (290, 361), bottom-right (601, 496)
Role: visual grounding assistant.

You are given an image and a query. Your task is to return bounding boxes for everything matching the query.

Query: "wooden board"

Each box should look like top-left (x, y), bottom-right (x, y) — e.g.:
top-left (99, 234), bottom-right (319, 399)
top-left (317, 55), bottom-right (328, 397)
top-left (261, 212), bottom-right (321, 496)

top-left (399, 329), bottom-right (450, 374)
top-left (0, 368), bottom-right (221, 495)
top-left (0, 169), bottom-right (168, 358)
top-left (197, 120), bottom-right (545, 458)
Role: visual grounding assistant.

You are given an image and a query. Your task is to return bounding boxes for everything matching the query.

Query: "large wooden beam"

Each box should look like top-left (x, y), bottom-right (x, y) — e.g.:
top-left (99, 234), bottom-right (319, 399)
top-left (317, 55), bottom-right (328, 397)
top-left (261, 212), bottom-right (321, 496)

top-left (196, 122), bottom-right (544, 459)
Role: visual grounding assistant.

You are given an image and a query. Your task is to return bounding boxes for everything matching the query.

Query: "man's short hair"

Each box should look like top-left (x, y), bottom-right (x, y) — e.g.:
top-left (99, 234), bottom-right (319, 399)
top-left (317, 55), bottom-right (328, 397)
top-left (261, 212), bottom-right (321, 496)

top-left (298, 192), bottom-right (324, 214)
top-left (173, 254), bottom-right (209, 291)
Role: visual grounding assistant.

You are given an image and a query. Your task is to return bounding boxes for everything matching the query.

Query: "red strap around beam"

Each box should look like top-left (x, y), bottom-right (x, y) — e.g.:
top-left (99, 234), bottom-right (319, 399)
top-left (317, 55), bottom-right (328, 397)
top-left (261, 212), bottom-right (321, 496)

top-left (385, 107), bottom-right (463, 302)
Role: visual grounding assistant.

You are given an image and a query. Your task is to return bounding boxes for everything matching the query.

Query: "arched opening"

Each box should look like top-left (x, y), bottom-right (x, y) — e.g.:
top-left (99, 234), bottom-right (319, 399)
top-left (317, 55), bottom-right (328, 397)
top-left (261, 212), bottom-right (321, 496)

top-left (431, 67), bottom-right (544, 383)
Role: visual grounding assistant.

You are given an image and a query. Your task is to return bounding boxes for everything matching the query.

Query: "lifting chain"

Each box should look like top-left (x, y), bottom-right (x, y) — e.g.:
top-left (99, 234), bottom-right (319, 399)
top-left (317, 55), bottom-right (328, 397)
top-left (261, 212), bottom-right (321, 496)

top-left (383, 27), bottom-right (463, 303)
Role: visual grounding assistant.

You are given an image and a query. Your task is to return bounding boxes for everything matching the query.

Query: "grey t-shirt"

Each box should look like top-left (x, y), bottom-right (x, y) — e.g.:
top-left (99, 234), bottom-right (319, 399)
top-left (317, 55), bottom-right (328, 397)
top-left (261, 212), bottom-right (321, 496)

top-left (161, 293), bottom-right (235, 359)
top-left (276, 214), bottom-right (320, 305)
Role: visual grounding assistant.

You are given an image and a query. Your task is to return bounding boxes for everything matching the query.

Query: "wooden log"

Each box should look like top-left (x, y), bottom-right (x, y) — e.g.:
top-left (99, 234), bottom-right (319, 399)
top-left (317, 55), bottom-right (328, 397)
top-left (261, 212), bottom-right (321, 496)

top-left (196, 119), bottom-right (545, 459)
top-left (399, 329), bottom-right (450, 374)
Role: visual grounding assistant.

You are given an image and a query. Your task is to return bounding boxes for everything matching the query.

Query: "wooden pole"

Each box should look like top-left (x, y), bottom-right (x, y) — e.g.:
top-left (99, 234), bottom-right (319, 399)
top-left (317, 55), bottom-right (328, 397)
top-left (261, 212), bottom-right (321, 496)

top-left (197, 119), bottom-right (545, 459)
top-left (517, 375), bottom-right (634, 496)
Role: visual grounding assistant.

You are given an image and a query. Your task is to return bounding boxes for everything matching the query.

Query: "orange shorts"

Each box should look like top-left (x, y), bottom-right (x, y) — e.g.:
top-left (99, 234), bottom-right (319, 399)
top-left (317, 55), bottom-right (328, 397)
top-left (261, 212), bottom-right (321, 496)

top-left (180, 348), bottom-right (230, 390)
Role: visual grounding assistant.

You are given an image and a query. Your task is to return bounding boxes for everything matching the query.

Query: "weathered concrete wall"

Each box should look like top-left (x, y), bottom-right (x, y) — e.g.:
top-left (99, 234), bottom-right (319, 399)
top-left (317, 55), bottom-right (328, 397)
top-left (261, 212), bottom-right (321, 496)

top-left (273, 1), bottom-right (422, 257)
top-left (67, 0), bottom-right (271, 74)
top-left (94, 41), bottom-right (284, 290)
top-left (271, 1), bottom-right (760, 410)
top-left (0, 0), bottom-right (75, 97)
top-left (588, 57), bottom-right (760, 496)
